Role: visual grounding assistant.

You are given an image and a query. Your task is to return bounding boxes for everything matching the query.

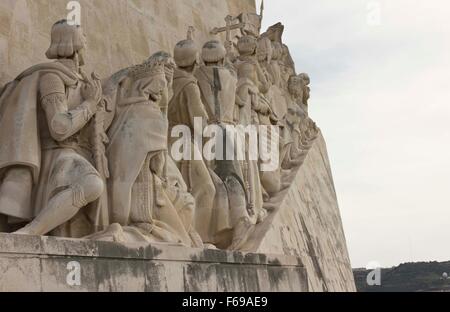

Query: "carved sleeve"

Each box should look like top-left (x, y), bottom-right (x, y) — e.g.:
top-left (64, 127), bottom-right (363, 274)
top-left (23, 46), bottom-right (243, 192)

top-left (256, 63), bottom-right (270, 94)
top-left (235, 86), bottom-right (248, 108)
top-left (184, 82), bottom-right (209, 126)
top-left (39, 73), bottom-right (95, 142)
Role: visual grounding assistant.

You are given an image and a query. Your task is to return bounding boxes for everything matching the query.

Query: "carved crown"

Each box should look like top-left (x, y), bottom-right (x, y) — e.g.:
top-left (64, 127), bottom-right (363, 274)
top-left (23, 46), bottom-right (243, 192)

top-left (128, 60), bottom-right (165, 81)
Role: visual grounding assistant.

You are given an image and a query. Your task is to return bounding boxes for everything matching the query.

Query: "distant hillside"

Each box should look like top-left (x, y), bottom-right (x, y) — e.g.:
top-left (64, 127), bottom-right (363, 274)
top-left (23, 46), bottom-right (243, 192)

top-left (353, 261), bottom-right (450, 292)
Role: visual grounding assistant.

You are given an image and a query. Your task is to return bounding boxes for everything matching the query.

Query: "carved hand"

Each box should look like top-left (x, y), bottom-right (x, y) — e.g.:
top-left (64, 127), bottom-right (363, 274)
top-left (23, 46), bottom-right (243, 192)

top-left (258, 101), bottom-right (271, 115)
top-left (81, 71), bottom-right (103, 109)
top-left (149, 91), bottom-right (162, 103)
top-left (150, 151), bottom-right (166, 178)
top-left (224, 40), bottom-right (233, 53)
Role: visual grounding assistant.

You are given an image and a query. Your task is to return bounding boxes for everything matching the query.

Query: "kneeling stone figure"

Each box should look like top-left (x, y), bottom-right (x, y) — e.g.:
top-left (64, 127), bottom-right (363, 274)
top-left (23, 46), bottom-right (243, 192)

top-left (0, 20), bottom-right (108, 236)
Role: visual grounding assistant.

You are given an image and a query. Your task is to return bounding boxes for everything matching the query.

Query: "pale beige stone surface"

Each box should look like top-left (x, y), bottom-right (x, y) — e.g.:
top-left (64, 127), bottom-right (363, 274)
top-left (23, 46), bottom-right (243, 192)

top-left (0, 234), bottom-right (308, 292)
top-left (0, 0), bottom-right (256, 86)
top-left (0, 0), bottom-right (356, 292)
top-left (257, 132), bottom-right (357, 292)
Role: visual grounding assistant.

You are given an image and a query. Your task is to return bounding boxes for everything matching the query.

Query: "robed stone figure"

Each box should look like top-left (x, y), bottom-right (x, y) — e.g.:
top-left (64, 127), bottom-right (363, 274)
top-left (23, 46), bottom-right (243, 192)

top-left (90, 52), bottom-right (202, 247)
top-left (0, 20), bottom-right (109, 237)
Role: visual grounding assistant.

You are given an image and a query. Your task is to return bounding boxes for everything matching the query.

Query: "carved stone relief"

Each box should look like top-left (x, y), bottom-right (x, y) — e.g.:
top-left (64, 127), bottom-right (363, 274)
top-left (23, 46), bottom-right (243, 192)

top-left (0, 14), bottom-right (319, 253)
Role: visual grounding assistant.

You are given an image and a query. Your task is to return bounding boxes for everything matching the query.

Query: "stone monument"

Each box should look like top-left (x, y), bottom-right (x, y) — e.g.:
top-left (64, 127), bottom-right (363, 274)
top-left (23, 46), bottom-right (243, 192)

top-left (0, 0), bottom-right (355, 292)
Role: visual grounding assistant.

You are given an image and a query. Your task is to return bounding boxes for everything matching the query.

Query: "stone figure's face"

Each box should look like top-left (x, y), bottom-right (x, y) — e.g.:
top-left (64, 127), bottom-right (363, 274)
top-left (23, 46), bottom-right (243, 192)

top-left (74, 27), bottom-right (87, 66)
top-left (77, 49), bottom-right (86, 66)
top-left (164, 66), bottom-right (174, 86)
top-left (288, 77), bottom-right (302, 97)
top-left (135, 71), bottom-right (167, 102)
top-left (286, 105), bottom-right (307, 127)
top-left (182, 193), bottom-right (196, 215)
top-left (286, 107), bottom-right (300, 126)
top-left (303, 85), bottom-right (311, 103)
top-left (282, 45), bottom-right (290, 61)
top-left (149, 75), bottom-right (167, 102)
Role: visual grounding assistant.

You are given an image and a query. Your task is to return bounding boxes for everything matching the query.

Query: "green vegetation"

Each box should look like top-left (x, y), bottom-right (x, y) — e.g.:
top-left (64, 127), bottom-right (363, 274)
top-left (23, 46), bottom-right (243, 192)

top-left (353, 261), bottom-right (450, 292)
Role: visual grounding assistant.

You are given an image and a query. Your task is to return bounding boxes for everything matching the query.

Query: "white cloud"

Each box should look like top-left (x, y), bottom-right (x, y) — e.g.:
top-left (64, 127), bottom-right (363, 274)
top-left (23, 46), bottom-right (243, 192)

top-left (263, 0), bottom-right (450, 267)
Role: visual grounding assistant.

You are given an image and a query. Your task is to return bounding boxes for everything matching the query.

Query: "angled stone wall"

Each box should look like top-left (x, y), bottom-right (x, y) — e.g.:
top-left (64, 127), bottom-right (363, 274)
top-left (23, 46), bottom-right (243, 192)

top-left (257, 133), bottom-right (356, 292)
top-left (0, 0), bottom-right (355, 292)
top-left (0, 234), bottom-right (308, 292)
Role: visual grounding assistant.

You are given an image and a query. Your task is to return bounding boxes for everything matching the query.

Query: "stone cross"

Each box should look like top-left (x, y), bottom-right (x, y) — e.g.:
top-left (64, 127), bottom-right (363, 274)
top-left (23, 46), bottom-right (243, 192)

top-left (210, 15), bottom-right (245, 43)
top-left (187, 26), bottom-right (195, 40)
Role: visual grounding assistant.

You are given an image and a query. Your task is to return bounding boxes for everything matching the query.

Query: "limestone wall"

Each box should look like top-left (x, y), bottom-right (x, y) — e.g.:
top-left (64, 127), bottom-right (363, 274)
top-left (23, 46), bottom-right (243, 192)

top-left (257, 133), bottom-right (356, 292)
top-left (0, 0), bottom-right (255, 85)
top-left (0, 234), bottom-right (308, 292)
top-left (0, 0), bottom-right (355, 292)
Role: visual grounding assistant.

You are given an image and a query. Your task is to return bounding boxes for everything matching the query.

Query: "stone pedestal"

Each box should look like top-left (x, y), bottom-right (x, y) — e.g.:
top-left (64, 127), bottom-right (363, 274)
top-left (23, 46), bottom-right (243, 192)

top-left (0, 234), bottom-right (308, 292)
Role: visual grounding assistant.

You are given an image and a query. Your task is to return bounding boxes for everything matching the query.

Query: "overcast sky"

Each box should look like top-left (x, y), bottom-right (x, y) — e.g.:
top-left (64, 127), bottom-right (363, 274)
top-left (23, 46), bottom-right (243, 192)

top-left (260, 0), bottom-right (450, 268)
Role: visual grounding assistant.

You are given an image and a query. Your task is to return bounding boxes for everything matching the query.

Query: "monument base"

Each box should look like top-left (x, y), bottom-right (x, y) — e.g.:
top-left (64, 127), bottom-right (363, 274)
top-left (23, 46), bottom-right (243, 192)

top-left (0, 234), bottom-right (308, 292)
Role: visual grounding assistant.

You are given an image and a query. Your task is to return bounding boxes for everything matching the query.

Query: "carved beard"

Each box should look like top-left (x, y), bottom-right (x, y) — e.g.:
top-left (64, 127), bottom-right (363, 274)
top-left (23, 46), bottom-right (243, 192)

top-left (303, 88), bottom-right (310, 104)
top-left (164, 67), bottom-right (174, 88)
top-left (288, 85), bottom-right (301, 98)
top-left (77, 49), bottom-right (86, 67)
top-left (286, 109), bottom-right (299, 128)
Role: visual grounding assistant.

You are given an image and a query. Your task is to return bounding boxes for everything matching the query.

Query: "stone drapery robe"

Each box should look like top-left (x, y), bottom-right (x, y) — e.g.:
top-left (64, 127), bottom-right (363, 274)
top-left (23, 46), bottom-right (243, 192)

top-left (98, 73), bottom-right (201, 247)
top-left (168, 68), bottom-right (224, 244)
top-left (0, 61), bottom-right (108, 236)
top-left (194, 64), bottom-right (263, 248)
top-left (195, 65), bottom-right (237, 125)
top-left (262, 58), bottom-right (288, 122)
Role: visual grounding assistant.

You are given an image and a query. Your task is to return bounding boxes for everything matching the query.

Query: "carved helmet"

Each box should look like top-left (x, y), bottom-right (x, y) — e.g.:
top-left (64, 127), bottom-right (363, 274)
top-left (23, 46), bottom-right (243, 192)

top-left (46, 19), bottom-right (86, 60)
top-left (237, 35), bottom-right (257, 56)
top-left (298, 73), bottom-right (311, 86)
top-left (174, 39), bottom-right (198, 68)
top-left (201, 40), bottom-right (227, 63)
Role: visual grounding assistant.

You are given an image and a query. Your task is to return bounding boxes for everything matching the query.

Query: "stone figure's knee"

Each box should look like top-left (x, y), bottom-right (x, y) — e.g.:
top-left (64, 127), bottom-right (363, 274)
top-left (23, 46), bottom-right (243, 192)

top-left (82, 175), bottom-right (104, 203)
top-left (0, 168), bottom-right (33, 202)
top-left (204, 182), bottom-right (216, 199)
top-left (2, 167), bottom-right (32, 185)
top-left (261, 176), bottom-right (281, 195)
